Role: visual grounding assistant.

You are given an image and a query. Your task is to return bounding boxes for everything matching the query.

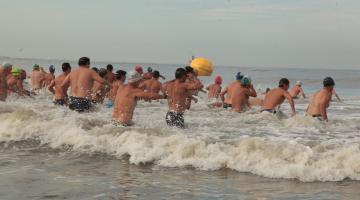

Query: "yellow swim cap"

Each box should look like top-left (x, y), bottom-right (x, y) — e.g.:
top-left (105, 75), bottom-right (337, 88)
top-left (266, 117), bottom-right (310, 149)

top-left (11, 67), bottom-right (21, 76)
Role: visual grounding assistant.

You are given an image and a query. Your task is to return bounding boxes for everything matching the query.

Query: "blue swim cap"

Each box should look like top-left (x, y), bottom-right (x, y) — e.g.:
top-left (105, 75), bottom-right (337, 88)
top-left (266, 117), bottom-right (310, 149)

top-left (323, 77), bottom-right (335, 87)
top-left (236, 72), bottom-right (243, 80)
top-left (241, 76), bottom-right (251, 86)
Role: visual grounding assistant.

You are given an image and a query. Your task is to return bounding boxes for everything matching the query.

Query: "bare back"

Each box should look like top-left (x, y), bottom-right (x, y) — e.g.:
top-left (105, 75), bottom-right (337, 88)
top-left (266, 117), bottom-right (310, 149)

top-left (262, 88), bottom-right (288, 110)
top-left (54, 74), bottom-right (68, 100)
top-left (144, 79), bottom-right (162, 93)
top-left (30, 70), bottom-right (45, 90)
top-left (221, 81), bottom-right (239, 104)
top-left (207, 83), bottom-right (221, 99)
top-left (306, 89), bottom-right (332, 117)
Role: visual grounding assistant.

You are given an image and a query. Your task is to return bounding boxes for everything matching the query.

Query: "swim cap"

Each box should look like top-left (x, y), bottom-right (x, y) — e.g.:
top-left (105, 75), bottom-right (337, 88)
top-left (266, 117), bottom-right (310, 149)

top-left (241, 76), bottom-right (251, 86)
top-left (236, 72), bottom-right (243, 80)
top-left (115, 70), bottom-right (127, 79)
top-left (214, 75), bottom-right (222, 84)
top-left (185, 66), bottom-right (194, 74)
top-left (153, 71), bottom-right (160, 78)
top-left (135, 65), bottom-right (143, 74)
top-left (296, 81), bottom-right (302, 86)
top-left (33, 64), bottom-right (40, 70)
top-left (106, 64), bottom-right (113, 71)
top-left (323, 77), bottom-right (335, 87)
top-left (175, 68), bottom-right (186, 79)
top-left (11, 67), bottom-right (21, 76)
top-left (49, 65), bottom-right (55, 73)
top-left (2, 62), bottom-right (12, 68)
top-left (128, 71), bottom-right (142, 83)
top-left (147, 67), bottom-right (153, 73)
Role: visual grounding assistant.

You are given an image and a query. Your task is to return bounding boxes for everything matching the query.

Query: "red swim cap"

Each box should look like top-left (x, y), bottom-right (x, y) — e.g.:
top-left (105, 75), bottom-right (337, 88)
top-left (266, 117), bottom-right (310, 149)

top-left (135, 65), bottom-right (143, 74)
top-left (215, 75), bottom-right (222, 84)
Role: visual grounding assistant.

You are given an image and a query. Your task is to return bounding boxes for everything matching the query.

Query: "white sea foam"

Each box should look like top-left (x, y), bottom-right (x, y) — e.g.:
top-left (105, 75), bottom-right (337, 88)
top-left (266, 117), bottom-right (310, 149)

top-left (0, 93), bottom-right (360, 182)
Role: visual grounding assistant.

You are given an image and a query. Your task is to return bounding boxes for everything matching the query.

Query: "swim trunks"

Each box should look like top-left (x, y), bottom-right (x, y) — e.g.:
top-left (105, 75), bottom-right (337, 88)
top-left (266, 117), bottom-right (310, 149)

top-left (312, 114), bottom-right (325, 121)
top-left (223, 103), bottom-right (232, 109)
top-left (68, 96), bottom-right (91, 112)
top-left (106, 100), bottom-right (114, 108)
top-left (261, 109), bottom-right (277, 114)
top-left (166, 111), bottom-right (185, 129)
top-left (53, 99), bottom-right (66, 106)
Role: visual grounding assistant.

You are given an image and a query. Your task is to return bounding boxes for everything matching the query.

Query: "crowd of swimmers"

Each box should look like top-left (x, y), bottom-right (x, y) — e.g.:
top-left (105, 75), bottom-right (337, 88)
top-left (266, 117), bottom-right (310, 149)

top-left (0, 57), bottom-right (341, 128)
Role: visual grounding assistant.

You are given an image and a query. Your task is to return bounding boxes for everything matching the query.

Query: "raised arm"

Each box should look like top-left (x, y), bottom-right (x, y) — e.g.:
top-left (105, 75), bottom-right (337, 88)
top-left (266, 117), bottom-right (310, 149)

top-left (300, 88), bottom-right (306, 99)
top-left (284, 91), bottom-right (296, 116)
top-left (247, 85), bottom-right (257, 97)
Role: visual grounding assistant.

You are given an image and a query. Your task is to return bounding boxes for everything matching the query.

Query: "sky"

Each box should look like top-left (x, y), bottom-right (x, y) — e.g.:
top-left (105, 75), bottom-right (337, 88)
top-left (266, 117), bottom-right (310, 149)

top-left (0, 0), bottom-right (359, 69)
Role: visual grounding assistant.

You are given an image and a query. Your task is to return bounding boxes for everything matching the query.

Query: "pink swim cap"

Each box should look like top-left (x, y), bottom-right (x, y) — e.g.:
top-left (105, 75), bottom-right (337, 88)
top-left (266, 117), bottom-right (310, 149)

top-left (135, 65), bottom-right (143, 74)
top-left (215, 75), bottom-right (222, 84)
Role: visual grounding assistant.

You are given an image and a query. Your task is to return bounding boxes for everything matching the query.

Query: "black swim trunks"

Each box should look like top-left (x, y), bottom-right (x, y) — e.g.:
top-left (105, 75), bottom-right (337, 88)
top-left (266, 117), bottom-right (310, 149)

top-left (312, 114), bottom-right (325, 121)
top-left (223, 103), bottom-right (232, 109)
top-left (68, 96), bottom-right (91, 112)
top-left (54, 99), bottom-right (66, 106)
top-left (166, 111), bottom-right (185, 129)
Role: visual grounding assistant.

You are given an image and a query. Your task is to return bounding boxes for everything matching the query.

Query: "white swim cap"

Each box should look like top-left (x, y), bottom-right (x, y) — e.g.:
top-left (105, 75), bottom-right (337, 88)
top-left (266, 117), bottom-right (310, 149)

top-left (296, 81), bottom-right (302, 86)
top-left (128, 71), bottom-right (142, 83)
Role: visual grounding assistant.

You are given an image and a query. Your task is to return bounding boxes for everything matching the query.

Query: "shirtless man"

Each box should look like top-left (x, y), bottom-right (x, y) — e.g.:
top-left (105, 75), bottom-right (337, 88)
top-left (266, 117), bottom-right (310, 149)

top-left (61, 57), bottom-right (110, 112)
top-left (184, 66), bottom-right (203, 109)
top-left (290, 81), bottom-right (306, 99)
top-left (306, 77), bottom-right (335, 122)
top-left (231, 76), bottom-right (257, 112)
top-left (143, 71), bottom-right (162, 93)
top-left (143, 67), bottom-right (153, 80)
top-left (106, 64), bottom-right (115, 84)
top-left (261, 78), bottom-right (296, 116)
top-left (0, 62), bottom-right (12, 101)
top-left (92, 68), bottom-right (108, 104)
top-left (6, 67), bottom-right (24, 96)
top-left (44, 65), bottom-right (55, 86)
top-left (220, 72), bottom-right (243, 109)
top-left (112, 71), bottom-right (163, 126)
top-left (107, 70), bottom-right (126, 108)
top-left (206, 75), bottom-right (223, 108)
top-left (30, 64), bottom-right (45, 92)
top-left (48, 63), bottom-right (71, 105)
top-left (162, 68), bottom-right (203, 128)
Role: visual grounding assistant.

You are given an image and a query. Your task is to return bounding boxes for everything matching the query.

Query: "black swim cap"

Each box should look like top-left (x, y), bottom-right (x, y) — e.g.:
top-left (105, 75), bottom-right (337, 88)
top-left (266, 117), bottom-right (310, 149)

top-left (115, 70), bottom-right (126, 80)
top-left (323, 77), bottom-right (335, 87)
top-left (175, 68), bottom-right (186, 79)
top-left (62, 63), bottom-right (71, 72)
top-left (153, 71), bottom-right (160, 78)
top-left (91, 67), bottom-right (99, 73)
top-left (49, 65), bottom-right (55, 73)
top-left (279, 78), bottom-right (290, 87)
top-left (147, 67), bottom-right (153, 73)
top-left (236, 72), bottom-right (243, 80)
top-left (106, 64), bottom-right (113, 71)
top-left (185, 66), bottom-right (194, 74)
top-left (78, 57), bottom-right (90, 66)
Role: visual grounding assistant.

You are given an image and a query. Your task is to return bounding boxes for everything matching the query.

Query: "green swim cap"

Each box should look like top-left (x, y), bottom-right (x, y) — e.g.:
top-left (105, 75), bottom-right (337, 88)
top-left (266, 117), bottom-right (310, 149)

top-left (241, 76), bottom-right (252, 86)
top-left (11, 67), bottom-right (21, 76)
top-left (33, 64), bottom-right (40, 69)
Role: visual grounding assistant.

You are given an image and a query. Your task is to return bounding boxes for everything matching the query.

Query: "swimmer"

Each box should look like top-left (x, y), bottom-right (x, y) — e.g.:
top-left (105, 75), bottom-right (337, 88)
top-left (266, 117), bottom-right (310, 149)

top-left (306, 77), bottom-right (335, 122)
top-left (91, 67), bottom-right (99, 73)
top-left (92, 68), bottom-right (108, 104)
top-left (142, 71), bottom-right (163, 94)
top-left (30, 64), bottom-right (45, 92)
top-left (112, 71), bottom-right (163, 126)
top-left (43, 65), bottom-right (55, 87)
top-left (220, 72), bottom-right (243, 109)
top-left (106, 64), bottom-right (115, 84)
top-left (0, 62), bottom-right (13, 101)
top-left (107, 70), bottom-right (126, 108)
top-left (162, 68), bottom-right (203, 128)
top-left (261, 78), bottom-right (296, 116)
top-left (289, 81), bottom-right (306, 99)
top-left (61, 57), bottom-right (111, 112)
top-left (184, 66), bottom-right (203, 110)
top-left (48, 63), bottom-right (72, 106)
top-left (206, 75), bottom-right (223, 108)
top-left (142, 67), bottom-right (153, 80)
top-left (6, 67), bottom-right (24, 96)
top-left (231, 76), bottom-right (257, 113)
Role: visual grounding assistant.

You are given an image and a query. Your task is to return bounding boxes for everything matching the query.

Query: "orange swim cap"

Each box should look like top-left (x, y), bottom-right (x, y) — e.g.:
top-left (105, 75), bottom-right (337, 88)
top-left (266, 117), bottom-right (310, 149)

top-left (215, 75), bottom-right (222, 84)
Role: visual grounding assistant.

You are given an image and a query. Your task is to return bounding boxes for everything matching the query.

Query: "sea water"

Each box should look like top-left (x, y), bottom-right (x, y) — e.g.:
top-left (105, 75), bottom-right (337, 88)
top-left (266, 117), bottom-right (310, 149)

top-left (0, 57), bottom-right (359, 199)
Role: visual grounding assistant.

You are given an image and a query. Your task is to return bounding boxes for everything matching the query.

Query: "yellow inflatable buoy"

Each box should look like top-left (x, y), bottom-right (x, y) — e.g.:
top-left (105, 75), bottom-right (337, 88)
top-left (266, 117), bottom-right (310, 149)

top-left (190, 57), bottom-right (213, 76)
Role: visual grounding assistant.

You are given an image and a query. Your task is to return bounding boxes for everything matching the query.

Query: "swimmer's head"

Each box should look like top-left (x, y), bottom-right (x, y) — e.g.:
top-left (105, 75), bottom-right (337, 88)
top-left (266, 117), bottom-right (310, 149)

top-left (115, 70), bottom-right (127, 81)
top-left (128, 71), bottom-right (142, 85)
top-left (185, 66), bottom-right (194, 74)
top-left (98, 68), bottom-right (107, 78)
top-left (279, 78), bottom-right (290, 89)
top-left (241, 76), bottom-right (252, 86)
top-left (33, 64), bottom-right (40, 70)
top-left (266, 88), bottom-right (271, 93)
top-left (214, 75), bottom-right (222, 84)
top-left (236, 72), bottom-right (243, 81)
top-left (106, 64), bottom-right (113, 71)
top-left (147, 67), bottom-right (153, 73)
top-left (2, 62), bottom-right (12, 68)
top-left (49, 65), bottom-right (55, 73)
top-left (175, 68), bottom-right (187, 82)
top-left (323, 77), bottom-right (335, 88)
top-left (11, 67), bottom-right (21, 76)
top-left (135, 65), bottom-right (143, 74)
top-left (153, 71), bottom-right (160, 79)
top-left (296, 81), bottom-right (302, 86)
top-left (78, 57), bottom-right (90, 67)
top-left (62, 63), bottom-right (71, 73)
top-left (91, 67), bottom-right (99, 73)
